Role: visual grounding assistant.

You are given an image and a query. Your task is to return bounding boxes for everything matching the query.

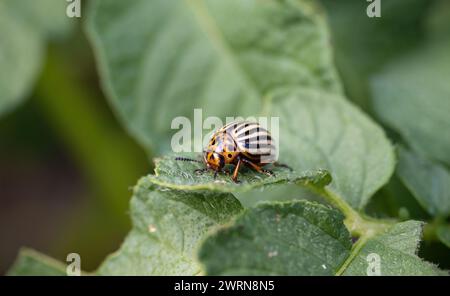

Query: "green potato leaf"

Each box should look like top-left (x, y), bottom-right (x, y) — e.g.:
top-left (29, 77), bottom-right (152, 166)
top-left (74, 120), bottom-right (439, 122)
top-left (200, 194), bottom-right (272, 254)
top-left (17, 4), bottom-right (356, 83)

top-left (437, 225), bottom-right (450, 248)
top-left (6, 0), bottom-right (436, 276)
top-left (147, 153), bottom-right (331, 193)
top-left (267, 88), bottom-right (395, 210)
top-left (199, 208), bottom-right (446, 275)
top-left (87, 0), bottom-right (395, 211)
top-left (86, 0), bottom-right (341, 154)
top-left (198, 200), bottom-right (352, 275)
top-left (321, 0), bottom-right (430, 110)
top-left (397, 147), bottom-right (450, 218)
top-left (144, 83), bottom-right (395, 212)
top-left (372, 39), bottom-right (450, 166)
top-left (235, 183), bottom-right (320, 208)
top-left (0, 0), bottom-right (72, 116)
top-left (98, 177), bottom-right (243, 275)
top-left (3, 0), bottom-right (73, 38)
top-left (7, 248), bottom-right (67, 276)
top-left (0, 3), bottom-right (44, 116)
top-left (342, 221), bottom-right (447, 275)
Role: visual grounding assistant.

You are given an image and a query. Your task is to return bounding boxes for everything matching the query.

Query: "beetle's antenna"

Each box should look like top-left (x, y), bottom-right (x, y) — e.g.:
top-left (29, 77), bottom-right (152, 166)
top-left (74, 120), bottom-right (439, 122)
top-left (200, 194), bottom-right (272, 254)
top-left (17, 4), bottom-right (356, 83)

top-left (175, 157), bottom-right (203, 163)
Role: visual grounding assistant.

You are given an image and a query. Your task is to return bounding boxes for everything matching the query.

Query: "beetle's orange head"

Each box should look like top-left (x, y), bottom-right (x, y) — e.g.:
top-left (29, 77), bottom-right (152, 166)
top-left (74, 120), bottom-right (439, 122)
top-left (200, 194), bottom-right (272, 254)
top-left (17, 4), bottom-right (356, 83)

top-left (204, 151), bottom-right (225, 170)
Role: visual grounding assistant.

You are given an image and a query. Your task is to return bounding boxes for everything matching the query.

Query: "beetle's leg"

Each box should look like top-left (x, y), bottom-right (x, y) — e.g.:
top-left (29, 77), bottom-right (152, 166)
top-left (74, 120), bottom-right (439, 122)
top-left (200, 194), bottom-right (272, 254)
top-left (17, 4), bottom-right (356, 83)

top-left (242, 158), bottom-right (275, 177)
top-left (241, 158), bottom-right (263, 172)
top-left (232, 158), bottom-right (243, 183)
top-left (220, 168), bottom-right (230, 175)
top-left (194, 168), bottom-right (208, 175)
top-left (213, 170), bottom-right (219, 179)
top-left (274, 162), bottom-right (293, 171)
top-left (262, 169), bottom-right (275, 177)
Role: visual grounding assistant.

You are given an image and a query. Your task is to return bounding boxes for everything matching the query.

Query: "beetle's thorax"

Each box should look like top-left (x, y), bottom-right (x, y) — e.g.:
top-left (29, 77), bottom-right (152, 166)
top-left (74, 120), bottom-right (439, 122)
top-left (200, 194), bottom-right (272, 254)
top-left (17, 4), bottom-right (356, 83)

top-left (204, 131), bottom-right (239, 169)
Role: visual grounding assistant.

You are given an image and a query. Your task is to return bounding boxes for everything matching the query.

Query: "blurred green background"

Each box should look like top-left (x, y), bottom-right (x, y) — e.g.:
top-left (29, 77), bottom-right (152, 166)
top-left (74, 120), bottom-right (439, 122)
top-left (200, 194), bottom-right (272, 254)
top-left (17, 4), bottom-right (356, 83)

top-left (0, 12), bottom-right (150, 273)
top-left (1, 0), bottom-right (449, 274)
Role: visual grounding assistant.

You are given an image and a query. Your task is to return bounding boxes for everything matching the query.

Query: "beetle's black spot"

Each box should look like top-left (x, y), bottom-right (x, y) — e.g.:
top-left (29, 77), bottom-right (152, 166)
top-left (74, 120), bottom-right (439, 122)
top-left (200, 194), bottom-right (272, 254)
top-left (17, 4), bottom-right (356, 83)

top-left (218, 154), bottom-right (225, 167)
top-left (228, 153), bottom-right (232, 158)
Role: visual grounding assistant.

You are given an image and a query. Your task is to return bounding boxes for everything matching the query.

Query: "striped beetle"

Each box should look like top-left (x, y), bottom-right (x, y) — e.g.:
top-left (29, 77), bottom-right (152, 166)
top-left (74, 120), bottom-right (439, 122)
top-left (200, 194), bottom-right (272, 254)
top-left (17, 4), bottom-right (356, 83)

top-left (176, 121), bottom-right (291, 183)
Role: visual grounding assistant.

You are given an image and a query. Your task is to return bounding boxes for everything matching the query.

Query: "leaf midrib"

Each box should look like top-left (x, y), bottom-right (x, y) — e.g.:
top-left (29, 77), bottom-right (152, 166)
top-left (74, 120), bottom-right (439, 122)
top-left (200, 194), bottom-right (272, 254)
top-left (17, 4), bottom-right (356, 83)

top-left (183, 0), bottom-right (262, 100)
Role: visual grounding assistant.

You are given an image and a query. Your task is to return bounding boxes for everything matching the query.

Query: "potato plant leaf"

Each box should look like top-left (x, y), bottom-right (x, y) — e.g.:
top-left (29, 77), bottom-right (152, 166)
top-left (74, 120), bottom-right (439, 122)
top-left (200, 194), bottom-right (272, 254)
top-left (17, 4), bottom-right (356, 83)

top-left (321, 0), bottom-right (430, 110)
top-left (437, 225), bottom-right (450, 248)
top-left (7, 248), bottom-right (67, 276)
top-left (3, 0), bottom-right (73, 38)
top-left (0, 3), bottom-right (43, 116)
top-left (198, 200), bottom-right (352, 275)
top-left (87, 0), bottom-right (396, 211)
top-left (98, 177), bottom-right (243, 275)
top-left (0, 0), bottom-right (72, 116)
top-left (199, 208), bottom-right (447, 275)
top-left (86, 0), bottom-right (341, 154)
top-left (3, 0), bottom-right (434, 276)
top-left (148, 153), bottom-right (331, 193)
top-left (342, 221), bottom-right (448, 275)
top-left (267, 88), bottom-right (395, 210)
top-left (397, 147), bottom-right (450, 218)
top-left (372, 39), bottom-right (450, 166)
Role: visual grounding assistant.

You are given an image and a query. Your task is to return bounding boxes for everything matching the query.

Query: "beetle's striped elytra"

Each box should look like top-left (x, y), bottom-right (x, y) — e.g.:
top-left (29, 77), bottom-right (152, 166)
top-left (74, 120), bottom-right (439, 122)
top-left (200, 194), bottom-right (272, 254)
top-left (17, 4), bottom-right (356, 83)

top-left (175, 121), bottom-right (291, 183)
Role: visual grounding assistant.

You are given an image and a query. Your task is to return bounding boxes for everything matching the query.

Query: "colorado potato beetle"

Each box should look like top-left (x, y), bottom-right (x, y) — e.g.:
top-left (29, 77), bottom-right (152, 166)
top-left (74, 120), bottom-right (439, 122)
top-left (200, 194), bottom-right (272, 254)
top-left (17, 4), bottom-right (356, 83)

top-left (176, 121), bottom-right (291, 183)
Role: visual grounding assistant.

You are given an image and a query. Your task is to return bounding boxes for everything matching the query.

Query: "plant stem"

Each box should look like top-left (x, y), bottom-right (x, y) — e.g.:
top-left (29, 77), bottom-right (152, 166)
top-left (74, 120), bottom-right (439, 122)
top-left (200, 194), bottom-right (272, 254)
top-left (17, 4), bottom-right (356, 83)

top-left (315, 187), bottom-right (393, 238)
top-left (335, 235), bottom-right (369, 276)
top-left (310, 187), bottom-right (395, 275)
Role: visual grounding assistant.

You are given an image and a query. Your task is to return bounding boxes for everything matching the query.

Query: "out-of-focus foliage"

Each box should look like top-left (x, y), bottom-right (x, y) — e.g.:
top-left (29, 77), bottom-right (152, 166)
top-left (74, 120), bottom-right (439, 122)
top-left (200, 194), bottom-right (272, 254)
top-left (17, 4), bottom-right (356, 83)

top-left (368, 0), bottom-right (450, 250)
top-left (321, 0), bottom-right (431, 111)
top-left (87, 0), bottom-right (395, 209)
top-left (98, 178), bottom-right (243, 275)
top-left (199, 201), bottom-right (352, 275)
top-left (0, 0), bottom-right (149, 273)
top-left (0, 0), bottom-right (72, 116)
top-left (267, 88), bottom-right (394, 210)
top-left (372, 38), bottom-right (450, 166)
top-left (7, 249), bottom-right (66, 276)
top-left (5, 0), bottom-right (450, 275)
top-left (86, 0), bottom-right (341, 154)
top-left (342, 221), bottom-right (446, 276)
top-left (397, 147), bottom-right (450, 218)
top-left (323, 0), bottom-right (450, 257)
